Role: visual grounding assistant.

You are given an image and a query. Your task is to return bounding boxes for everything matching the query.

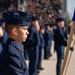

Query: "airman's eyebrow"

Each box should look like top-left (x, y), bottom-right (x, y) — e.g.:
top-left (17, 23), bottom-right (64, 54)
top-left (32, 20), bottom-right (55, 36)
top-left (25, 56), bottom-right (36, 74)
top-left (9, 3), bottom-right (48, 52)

top-left (23, 27), bottom-right (28, 29)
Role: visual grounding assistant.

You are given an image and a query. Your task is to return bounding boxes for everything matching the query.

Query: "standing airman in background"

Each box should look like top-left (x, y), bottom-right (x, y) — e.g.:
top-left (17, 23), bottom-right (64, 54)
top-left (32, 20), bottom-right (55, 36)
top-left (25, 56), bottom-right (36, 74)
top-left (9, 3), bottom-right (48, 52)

top-left (37, 25), bottom-right (45, 70)
top-left (25, 16), bottom-right (40, 75)
top-left (43, 24), bottom-right (51, 59)
top-left (53, 18), bottom-right (67, 75)
top-left (0, 20), bottom-right (3, 54)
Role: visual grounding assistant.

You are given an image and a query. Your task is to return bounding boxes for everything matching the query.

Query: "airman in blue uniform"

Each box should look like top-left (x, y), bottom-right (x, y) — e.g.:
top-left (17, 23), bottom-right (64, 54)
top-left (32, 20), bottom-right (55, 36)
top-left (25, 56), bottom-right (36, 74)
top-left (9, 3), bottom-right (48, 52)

top-left (37, 25), bottom-right (45, 70)
top-left (0, 11), bottom-right (31, 75)
top-left (25, 16), bottom-right (40, 75)
top-left (48, 25), bottom-right (53, 57)
top-left (53, 18), bottom-right (67, 75)
top-left (47, 25), bottom-right (53, 57)
top-left (0, 20), bottom-right (3, 54)
top-left (1, 19), bottom-right (8, 47)
top-left (43, 24), bottom-right (51, 59)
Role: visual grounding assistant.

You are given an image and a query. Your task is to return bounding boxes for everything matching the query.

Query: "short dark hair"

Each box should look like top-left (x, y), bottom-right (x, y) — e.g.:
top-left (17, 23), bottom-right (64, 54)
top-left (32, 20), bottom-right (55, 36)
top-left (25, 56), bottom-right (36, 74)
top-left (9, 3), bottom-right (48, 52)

top-left (5, 24), bottom-right (20, 35)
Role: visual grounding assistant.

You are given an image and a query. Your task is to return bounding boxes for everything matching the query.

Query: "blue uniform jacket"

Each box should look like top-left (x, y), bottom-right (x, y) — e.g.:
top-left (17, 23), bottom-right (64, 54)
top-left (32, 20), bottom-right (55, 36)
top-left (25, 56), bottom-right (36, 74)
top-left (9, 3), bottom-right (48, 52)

top-left (49, 31), bottom-right (53, 41)
top-left (0, 38), bottom-right (29, 75)
top-left (54, 27), bottom-right (67, 51)
top-left (25, 25), bottom-right (40, 47)
top-left (39, 33), bottom-right (45, 47)
top-left (43, 29), bottom-right (50, 46)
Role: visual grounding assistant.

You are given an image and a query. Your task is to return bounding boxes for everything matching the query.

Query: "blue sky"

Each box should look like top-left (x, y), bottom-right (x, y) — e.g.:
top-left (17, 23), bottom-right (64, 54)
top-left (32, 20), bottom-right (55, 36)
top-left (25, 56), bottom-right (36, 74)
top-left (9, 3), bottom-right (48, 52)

top-left (67, 0), bottom-right (75, 18)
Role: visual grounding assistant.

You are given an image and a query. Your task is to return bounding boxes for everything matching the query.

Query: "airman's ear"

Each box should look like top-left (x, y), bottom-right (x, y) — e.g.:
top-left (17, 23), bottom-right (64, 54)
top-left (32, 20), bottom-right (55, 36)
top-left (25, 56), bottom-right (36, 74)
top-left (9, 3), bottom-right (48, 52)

top-left (12, 27), bottom-right (18, 36)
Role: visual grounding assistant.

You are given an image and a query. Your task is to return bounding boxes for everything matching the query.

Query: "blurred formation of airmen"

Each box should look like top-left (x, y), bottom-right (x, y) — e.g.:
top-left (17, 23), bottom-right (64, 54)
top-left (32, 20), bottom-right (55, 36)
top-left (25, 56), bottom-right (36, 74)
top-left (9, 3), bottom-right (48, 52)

top-left (0, 1), bottom-right (72, 75)
top-left (0, 4), bottom-right (70, 75)
top-left (0, 20), bottom-right (3, 54)
top-left (53, 18), bottom-right (67, 75)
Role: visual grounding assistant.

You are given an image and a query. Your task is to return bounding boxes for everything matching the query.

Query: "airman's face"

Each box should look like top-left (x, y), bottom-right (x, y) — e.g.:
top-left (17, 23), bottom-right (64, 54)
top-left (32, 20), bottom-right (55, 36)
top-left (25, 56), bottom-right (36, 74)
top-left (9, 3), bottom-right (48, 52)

top-left (16, 26), bottom-right (29, 42)
top-left (60, 21), bottom-right (65, 27)
top-left (31, 21), bottom-right (40, 31)
top-left (57, 21), bottom-right (64, 27)
top-left (0, 27), bottom-right (3, 37)
top-left (47, 25), bottom-right (50, 30)
top-left (40, 29), bottom-right (45, 34)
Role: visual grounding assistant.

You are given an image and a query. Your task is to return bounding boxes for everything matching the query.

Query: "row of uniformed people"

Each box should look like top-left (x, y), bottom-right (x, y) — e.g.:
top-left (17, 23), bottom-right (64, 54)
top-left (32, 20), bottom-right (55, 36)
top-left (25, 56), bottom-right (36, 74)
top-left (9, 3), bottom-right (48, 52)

top-left (0, 13), bottom-right (54, 75)
top-left (22, 16), bottom-right (54, 75)
top-left (22, 17), bottom-right (69, 75)
top-left (0, 11), bottom-right (69, 75)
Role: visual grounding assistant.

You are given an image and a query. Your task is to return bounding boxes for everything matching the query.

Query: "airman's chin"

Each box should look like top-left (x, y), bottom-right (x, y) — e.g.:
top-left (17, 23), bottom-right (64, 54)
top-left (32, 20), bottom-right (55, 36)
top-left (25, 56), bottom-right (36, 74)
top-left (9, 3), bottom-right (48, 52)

top-left (23, 38), bottom-right (27, 42)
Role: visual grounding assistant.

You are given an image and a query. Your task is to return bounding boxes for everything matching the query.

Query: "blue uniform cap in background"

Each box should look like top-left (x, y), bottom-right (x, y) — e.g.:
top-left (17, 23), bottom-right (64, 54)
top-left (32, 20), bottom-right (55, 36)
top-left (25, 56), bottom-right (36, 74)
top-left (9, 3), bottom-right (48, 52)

top-left (3, 11), bottom-right (32, 26)
top-left (40, 25), bottom-right (45, 30)
top-left (31, 16), bottom-right (39, 22)
top-left (44, 24), bottom-right (50, 27)
top-left (55, 18), bottom-right (64, 22)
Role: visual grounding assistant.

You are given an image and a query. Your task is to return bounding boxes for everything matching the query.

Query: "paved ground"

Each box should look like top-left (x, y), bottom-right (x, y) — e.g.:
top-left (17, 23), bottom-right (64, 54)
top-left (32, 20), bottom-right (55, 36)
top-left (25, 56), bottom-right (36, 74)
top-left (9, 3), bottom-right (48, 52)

top-left (26, 39), bottom-right (75, 75)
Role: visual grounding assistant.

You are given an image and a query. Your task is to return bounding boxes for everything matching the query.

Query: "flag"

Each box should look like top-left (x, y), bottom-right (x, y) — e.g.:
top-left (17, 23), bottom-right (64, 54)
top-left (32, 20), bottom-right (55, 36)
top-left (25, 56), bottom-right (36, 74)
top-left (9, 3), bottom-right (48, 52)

top-left (72, 9), bottom-right (75, 21)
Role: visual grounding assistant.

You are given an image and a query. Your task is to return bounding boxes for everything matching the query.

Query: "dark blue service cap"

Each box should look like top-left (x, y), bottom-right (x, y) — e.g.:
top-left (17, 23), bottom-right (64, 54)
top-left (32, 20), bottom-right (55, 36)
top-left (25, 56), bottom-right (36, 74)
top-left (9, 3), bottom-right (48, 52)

top-left (40, 25), bottom-right (45, 30)
top-left (55, 18), bottom-right (64, 22)
top-left (3, 11), bottom-right (32, 26)
top-left (31, 16), bottom-right (39, 22)
top-left (44, 24), bottom-right (50, 27)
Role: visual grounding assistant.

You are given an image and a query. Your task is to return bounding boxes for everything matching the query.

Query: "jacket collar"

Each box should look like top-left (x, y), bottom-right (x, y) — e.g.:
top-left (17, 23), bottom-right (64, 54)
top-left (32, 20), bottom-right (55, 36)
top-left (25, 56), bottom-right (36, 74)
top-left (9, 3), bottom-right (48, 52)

top-left (7, 38), bottom-right (23, 52)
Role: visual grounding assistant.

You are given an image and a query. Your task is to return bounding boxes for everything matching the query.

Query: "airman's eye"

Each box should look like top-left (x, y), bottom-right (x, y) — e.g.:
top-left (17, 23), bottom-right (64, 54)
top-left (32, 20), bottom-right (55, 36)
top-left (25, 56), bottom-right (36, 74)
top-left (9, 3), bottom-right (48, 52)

top-left (23, 28), bottom-right (27, 30)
